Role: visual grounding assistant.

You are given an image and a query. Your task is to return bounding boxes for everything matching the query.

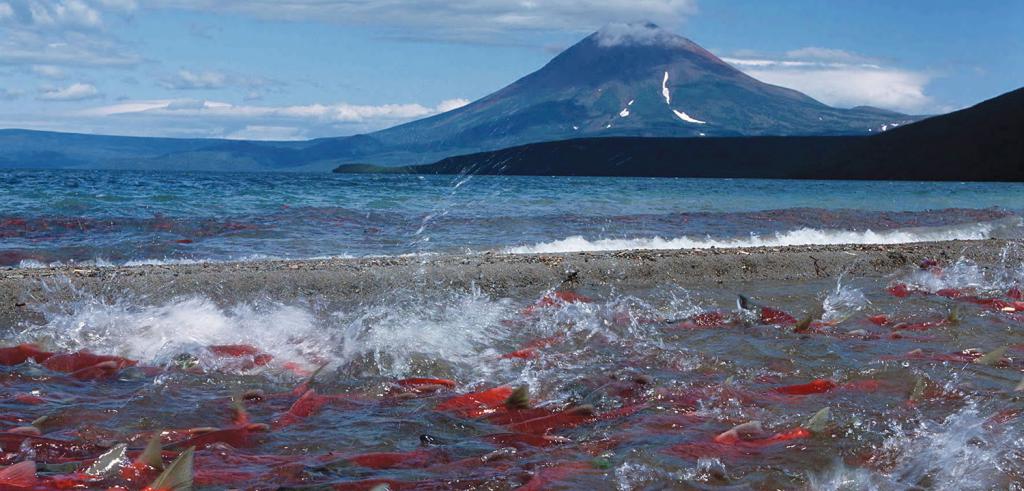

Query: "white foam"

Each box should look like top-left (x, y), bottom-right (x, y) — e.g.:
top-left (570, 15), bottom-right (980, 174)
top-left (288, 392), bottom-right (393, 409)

top-left (822, 276), bottom-right (870, 322)
top-left (504, 222), bottom-right (1007, 254)
top-left (14, 253), bottom-right (356, 270)
top-left (18, 293), bottom-right (336, 373)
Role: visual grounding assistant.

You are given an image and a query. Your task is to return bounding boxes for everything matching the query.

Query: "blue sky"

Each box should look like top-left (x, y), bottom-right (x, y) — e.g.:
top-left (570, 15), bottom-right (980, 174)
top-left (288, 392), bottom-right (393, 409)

top-left (1, 0), bottom-right (1021, 140)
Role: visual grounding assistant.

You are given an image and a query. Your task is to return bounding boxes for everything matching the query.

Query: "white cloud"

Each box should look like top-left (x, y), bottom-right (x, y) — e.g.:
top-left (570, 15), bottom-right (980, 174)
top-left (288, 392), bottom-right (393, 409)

top-left (594, 21), bottom-right (695, 48)
top-left (143, 0), bottom-right (698, 39)
top-left (0, 1), bottom-right (141, 67)
top-left (77, 97), bottom-right (468, 126)
top-left (31, 64), bottom-right (65, 78)
top-left (435, 98), bottom-right (470, 113)
top-left (161, 69), bottom-right (228, 89)
top-left (0, 87), bottom-right (22, 100)
top-left (785, 47), bottom-right (874, 63)
top-left (38, 82), bottom-right (101, 100)
top-left (723, 48), bottom-right (933, 113)
top-left (20, 0), bottom-right (104, 28)
top-left (94, 0), bottom-right (137, 11)
top-left (225, 125), bottom-right (305, 141)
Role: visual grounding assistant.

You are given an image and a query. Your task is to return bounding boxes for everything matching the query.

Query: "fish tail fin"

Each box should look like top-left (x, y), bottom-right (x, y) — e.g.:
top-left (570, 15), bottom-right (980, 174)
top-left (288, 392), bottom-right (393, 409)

top-left (231, 397), bottom-right (251, 426)
top-left (505, 385), bottom-right (530, 410)
top-left (138, 431), bottom-right (165, 469)
top-left (30, 415), bottom-right (49, 430)
top-left (147, 447), bottom-right (194, 491)
top-left (737, 294), bottom-right (753, 311)
top-left (0, 461), bottom-right (37, 487)
top-left (975, 346), bottom-right (1009, 366)
top-left (805, 407), bottom-right (830, 433)
top-left (947, 307), bottom-right (960, 324)
top-left (84, 443), bottom-right (127, 477)
top-left (909, 376), bottom-right (927, 402)
top-left (568, 404), bottom-right (595, 417)
top-left (793, 314), bottom-right (814, 333)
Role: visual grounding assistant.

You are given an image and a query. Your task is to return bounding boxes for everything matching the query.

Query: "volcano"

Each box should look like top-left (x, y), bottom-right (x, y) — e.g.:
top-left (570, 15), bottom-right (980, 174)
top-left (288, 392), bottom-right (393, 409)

top-left (362, 22), bottom-right (916, 165)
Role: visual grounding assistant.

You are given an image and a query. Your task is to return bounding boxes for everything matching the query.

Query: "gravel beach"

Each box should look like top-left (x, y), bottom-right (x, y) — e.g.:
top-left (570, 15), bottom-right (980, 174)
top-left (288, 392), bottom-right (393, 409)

top-left (0, 239), bottom-right (1013, 327)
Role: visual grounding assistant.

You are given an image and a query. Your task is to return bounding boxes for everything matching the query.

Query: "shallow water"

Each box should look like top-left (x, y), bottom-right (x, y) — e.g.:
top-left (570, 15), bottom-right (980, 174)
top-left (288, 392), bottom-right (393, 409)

top-left (2, 170), bottom-right (1023, 266)
top-left (1, 250), bottom-right (1022, 489)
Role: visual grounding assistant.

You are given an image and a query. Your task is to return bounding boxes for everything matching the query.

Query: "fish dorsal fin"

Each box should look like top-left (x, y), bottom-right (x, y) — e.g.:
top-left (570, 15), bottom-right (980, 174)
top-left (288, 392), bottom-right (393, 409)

top-left (795, 305), bottom-right (826, 333)
top-left (505, 385), bottom-right (530, 410)
top-left (306, 362), bottom-right (329, 389)
top-left (793, 315), bottom-right (814, 333)
top-left (138, 431), bottom-right (165, 470)
top-left (946, 307), bottom-right (960, 324)
top-left (731, 420), bottom-right (763, 435)
top-left (568, 404), bottom-right (595, 417)
top-left (714, 420), bottom-right (763, 443)
top-left (231, 398), bottom-right (251, 427)
top-left (975, 346), bottom-right (1008, 366)
top-left (30, 415), bottom-right (49, 429)
top-left (1015, 375), bottom-right (1024, 392)
top-left (0, 461), bottom-right (37, 487)
top-left (909, 377), bottom-right (927, 402)
top-left (85, 443), bottom-right (127, 477)
top-left (148, 447), bottom-right (194, 491)
top-left (737, 294), bottom-right (754, 311)
top-left (805, 407), bottom-right (831, 433)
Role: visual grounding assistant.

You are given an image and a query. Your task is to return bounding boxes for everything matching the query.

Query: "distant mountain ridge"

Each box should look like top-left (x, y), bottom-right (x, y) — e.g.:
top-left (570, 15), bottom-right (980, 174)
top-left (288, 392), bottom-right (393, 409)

top-left (335, 87), bottom-right (1024, 182)
top-left (3, 23), bottom-right (922, 171)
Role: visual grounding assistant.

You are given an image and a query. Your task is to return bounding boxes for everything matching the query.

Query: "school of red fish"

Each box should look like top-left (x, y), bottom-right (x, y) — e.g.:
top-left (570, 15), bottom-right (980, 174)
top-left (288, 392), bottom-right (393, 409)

top-left (1, 256), bottom-right (1023, 489)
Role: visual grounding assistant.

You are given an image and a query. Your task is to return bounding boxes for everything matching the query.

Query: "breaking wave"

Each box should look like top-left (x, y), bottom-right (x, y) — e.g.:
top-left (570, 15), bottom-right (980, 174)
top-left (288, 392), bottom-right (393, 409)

top-left (505, 218), bottom-right (1022, 254)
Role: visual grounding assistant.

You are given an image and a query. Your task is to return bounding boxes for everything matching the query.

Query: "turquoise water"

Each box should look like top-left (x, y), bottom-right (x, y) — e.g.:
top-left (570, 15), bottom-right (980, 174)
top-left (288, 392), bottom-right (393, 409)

top-left (1, 169), bottom-right (1022, 266)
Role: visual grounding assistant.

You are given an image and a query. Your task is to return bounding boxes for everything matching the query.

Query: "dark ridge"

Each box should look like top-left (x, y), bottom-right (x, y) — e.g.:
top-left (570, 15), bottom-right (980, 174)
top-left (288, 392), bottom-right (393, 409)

top-left (335, 87), bottom-right (1024, 182)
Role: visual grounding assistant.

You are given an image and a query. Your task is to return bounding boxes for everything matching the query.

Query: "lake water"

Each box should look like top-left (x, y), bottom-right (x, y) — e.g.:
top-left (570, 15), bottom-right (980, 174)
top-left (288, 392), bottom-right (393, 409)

top-left (1, 169), bottom-right (1022, 267)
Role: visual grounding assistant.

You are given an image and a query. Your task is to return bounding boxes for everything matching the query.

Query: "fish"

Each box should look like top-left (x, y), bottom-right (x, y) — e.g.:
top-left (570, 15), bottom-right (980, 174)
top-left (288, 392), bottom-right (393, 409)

top-left (868, 314), bottom-right (890, 326)
top-left (166, 402), bottom-right (269, 450)
top-left (973, 346), bottom-right (1009, 366)
top-left (522, 290), bottom-right (592, 315)
top-left (272, 388), bottom-right (359, 428)
top-left (347, 449), bottom-right (441, 470)
top-left (0, 344), bottom-right (53, 366)
top-left (507, 405), bottom-right (595, 434)
top-left (0, 432), bottom-right (105, 460)
top-left (669, 311), bottom-right (735, 330)
top-left (0, 461), bottom-right (37, 489)
top-left (207, 344), bottom-right (273, 366)
top-left (517, 461), bottom-right (595, 490)
top-left (393, 377), bottom-right (457, 393)
top-left (773, 379), bottom-right (837, 396)
top-left (880, 347), bottom-right (1011, 365)
top-left (499, 348), bottom-right (538, 360)
top-left (42, 351), bottom-right (137, 374)
top-left (484, 432), bottom-right (570, 448)
top-left (887, 283), bottom-right (913, 298)
top-left (890, 309), bottom-right (958, 331)
top-left (738, 295), bottom-right (797, 326)
top-left (435, 385), bottom-right (517, 418)
top-left (143, 447), bottom-right (193, 491)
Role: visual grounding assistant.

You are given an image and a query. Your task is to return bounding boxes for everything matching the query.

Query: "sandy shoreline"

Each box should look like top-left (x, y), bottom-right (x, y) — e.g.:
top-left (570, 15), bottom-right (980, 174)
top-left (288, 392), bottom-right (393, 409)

top-left (0, 239), bottom-right (1014, 327)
